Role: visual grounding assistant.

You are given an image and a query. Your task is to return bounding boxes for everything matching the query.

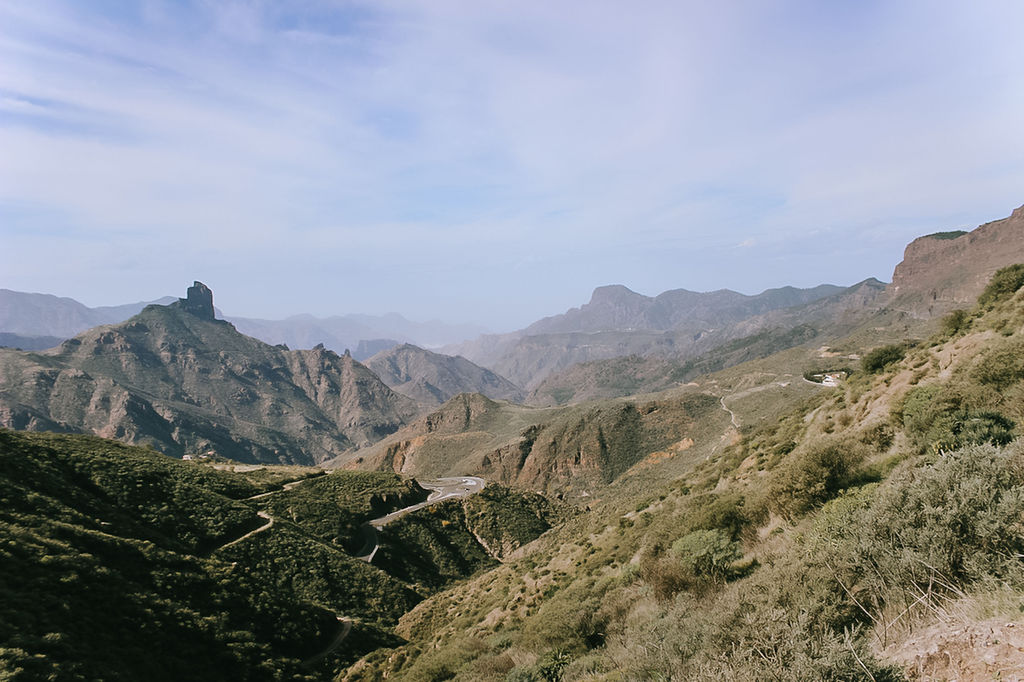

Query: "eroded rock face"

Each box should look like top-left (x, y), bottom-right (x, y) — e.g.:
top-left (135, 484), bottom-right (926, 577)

top-left (889, 205), bottom-right (1024, 317)
top-left (176, 281), bottom-right (215, 320)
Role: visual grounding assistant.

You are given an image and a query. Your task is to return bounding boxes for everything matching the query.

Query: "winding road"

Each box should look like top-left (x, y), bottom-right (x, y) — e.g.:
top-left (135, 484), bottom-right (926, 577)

top-left (211, 473), bottom-right (486, 668)
top-left (353, 476), bottom-right (486, 562)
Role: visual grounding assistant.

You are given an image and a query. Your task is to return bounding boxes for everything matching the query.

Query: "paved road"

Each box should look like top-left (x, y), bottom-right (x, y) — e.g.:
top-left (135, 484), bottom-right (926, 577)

top-left (212, 474), bottom-right (485, 666)
top-left (370, 476), bottom-right (486, 528)
top-left (301, 616), bottom-right (352, 670)
top-left (354, 476), bottom-right (486, 562)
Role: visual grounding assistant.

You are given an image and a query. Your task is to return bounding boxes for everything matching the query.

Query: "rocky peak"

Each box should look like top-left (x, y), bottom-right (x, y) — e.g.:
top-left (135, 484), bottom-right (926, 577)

top-left (587, 284), bottom-right (647, 307)
top-left (175, 281), bottom-right (215, 320)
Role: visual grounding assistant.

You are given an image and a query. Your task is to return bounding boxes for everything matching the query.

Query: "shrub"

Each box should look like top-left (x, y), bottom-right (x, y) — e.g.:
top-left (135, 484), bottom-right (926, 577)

top-left (639, 555), bottom-right (691, 601)
top-left (940, 308), bottom-right (970, 337)
top-left (813, 441), bottom-right (1024, 615)
top-left (971, 336), bottom-right (1024, 389)
top-left (861, 344), bottom-right (906, 373)
top-left (924, 230), bottom-right (967, 240)
top-left (902, 385), bottom-right (1015, 453)
top-left (977, 263), bottom-right (1024, 307)
top-left (670, 529), bottom-right (741, 584)
top-left (681, 492), bottom-right (755, 540)
top-left (769, 435), bottom-right (869, 515)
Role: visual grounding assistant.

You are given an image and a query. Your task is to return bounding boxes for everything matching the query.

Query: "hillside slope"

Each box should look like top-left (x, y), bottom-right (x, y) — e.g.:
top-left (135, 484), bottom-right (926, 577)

top-left (339, 266), bottom-right (1024, 682)
top-left (365, 344), bottom-right (524, 407)
top-left (0, 284), bottom-right (419, 465)
top-left (0, 428), bottom-right (567, 680)
top-left (340, 389), bottom-right (725, 499)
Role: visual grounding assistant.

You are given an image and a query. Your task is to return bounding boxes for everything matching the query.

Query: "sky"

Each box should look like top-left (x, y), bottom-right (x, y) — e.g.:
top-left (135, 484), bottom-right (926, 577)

top-left (2, 1), bottom-right (1023, 331)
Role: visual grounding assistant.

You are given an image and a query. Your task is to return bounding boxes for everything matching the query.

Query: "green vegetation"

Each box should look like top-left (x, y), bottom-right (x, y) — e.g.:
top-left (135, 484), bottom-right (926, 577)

top-left (861, 343), bottom-right (908, 372)
top-left (462, 485), bottom-right (572, 557)
top-left (977, 263), bottom-right (1024, 307)
top-left (0, 430), bottom-right (512, 679)
top-left (923, 229), bottom-right (967, 240)
top-left (375, 484), bottom-right (569, 592)
top-left (215, 523), bottom-right (420, 624)
top-left (669, 528), bottom-right (740, 584)
top-left (768, 434), bottom-right (871, 515)
top-left (0, 430), bottom-right (327, 680)
top-left (344, 267), bottom-right (1024, 681)
top-left (375, 500), bottom-right (498, 591)
top-left (815, 441), bottom-right (1024, 615)
top-left (259, 471), bottom-right (427, 550)
top-left (940, 308), bottom-right (970, 336)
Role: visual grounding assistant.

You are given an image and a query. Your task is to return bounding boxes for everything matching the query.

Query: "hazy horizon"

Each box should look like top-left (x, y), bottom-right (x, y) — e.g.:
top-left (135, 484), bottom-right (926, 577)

top-left (2, 1), bottom-right (1022, 329)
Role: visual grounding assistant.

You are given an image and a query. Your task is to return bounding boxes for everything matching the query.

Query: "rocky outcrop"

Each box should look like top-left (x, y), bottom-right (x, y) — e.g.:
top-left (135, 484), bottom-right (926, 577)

top-left (172, 281), bottom-right (215, 320)
top-left (888, 204), bottom-right (1024, 317)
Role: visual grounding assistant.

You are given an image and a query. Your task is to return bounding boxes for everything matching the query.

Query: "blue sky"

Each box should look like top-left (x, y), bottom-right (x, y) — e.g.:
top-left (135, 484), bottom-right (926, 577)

top-left (2, 1), bottom-right (1023, 330)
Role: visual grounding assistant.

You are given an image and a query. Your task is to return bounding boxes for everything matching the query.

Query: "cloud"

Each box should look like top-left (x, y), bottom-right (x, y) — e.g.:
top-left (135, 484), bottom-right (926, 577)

top-left (1, 1), bottom-right (1023, 328)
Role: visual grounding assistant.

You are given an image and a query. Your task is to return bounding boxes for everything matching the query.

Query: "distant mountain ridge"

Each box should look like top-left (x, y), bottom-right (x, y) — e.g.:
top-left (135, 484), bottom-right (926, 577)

top-left (227, 313), bottom-right (486, 356)
top-left (0, 284), bottom-right (418, 464)
top-left (364, 343), bottom-right (524, 407)
top-left (0, 289), bottom-right (485, 353)
top-left (525, 283), bottom-right (845, 334)
top-left (0, 289), bottom-right (177, 338)
top-left (443, 282), bottom-right (862, 390)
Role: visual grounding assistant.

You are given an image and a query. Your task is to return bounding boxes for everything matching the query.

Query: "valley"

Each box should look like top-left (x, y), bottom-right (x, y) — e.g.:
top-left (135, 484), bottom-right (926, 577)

top-left (2, 205), bottom-right (1024, 680)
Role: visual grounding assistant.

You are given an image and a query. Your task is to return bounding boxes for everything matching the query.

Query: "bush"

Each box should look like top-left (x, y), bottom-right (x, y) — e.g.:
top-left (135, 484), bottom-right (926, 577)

top-left (902, 385), bottom-right (1015, 453)
top-left (971, 336), bottom-right (1024, 389)
top-left (861, 344), bottom-right (907, 373)
top-left (639, 555), bottom-right (691, 601)
top-left (977, 263), bottom-right (1024, 307)
top-left (681, 492), bottom-right (756, 541)
top-left (940, 308), bottom-right (970, 337)
top-left (814, 441), bottom-right (1024, 612)
top-left (769, 435), bottom-right (869, 515)
top-left (670, 529), bottom-right (741, 584)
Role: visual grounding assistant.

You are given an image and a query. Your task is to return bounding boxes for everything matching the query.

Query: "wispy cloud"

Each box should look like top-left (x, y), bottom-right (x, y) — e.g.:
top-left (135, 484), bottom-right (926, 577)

top-left (1, 1), bottom-right (1023, 327)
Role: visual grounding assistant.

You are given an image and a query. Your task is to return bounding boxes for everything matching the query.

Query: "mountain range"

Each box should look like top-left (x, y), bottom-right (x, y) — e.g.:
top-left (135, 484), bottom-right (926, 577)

top-left (0, 284), bottom-right (419, 465)
top-left (0, 289), bottom-right (486, 355)
top-left (4, 204), bottom-right (1024, 679)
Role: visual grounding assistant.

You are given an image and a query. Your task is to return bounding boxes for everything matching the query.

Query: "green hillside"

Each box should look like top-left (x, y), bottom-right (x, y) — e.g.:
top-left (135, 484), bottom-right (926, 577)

top-left (0, 429), bottom-right (563, 680)
top-left (339, 266), bottom-right (1024, 680)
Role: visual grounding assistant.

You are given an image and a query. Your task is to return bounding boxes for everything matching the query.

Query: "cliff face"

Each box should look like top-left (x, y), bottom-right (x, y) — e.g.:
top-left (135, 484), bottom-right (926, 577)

top-left (889, 205), bottom-right (1024, 317)
top-left (0, 286), bottom-right (419, 464)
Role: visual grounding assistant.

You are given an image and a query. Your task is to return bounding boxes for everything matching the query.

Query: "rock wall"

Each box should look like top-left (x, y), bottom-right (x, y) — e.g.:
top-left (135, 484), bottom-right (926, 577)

top-left (889, 205), bottom-right (1024, 317)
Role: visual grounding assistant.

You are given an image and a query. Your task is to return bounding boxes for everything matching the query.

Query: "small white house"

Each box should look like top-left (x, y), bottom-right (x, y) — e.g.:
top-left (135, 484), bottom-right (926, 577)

top-left (182, 454), bottom-right (194, 461)
top-left (821, 371), bottom-right (847, 387)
